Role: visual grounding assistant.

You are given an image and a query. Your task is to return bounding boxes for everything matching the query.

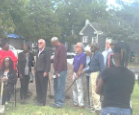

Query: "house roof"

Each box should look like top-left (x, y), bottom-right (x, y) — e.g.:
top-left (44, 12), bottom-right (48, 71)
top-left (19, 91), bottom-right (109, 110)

top-left (79, 20), bottom-right (103, 36)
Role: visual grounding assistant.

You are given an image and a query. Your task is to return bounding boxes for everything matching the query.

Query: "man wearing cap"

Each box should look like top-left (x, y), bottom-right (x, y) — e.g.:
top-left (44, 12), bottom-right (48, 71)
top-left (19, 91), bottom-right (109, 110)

top-left (51, 37), bottom-right (67, 108)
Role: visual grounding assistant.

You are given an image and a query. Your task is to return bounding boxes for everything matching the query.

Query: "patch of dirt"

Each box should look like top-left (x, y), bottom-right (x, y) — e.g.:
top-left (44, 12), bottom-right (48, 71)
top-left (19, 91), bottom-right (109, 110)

top-left (16, 64), bottom-right (89, 106)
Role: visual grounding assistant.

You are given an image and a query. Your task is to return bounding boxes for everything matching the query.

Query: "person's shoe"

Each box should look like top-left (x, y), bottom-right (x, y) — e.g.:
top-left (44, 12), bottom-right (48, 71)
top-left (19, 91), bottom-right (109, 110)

top-left (42, 103), bottom-right (46, 106)
top-left (86, 105), bottom-right (91, 108)
top-left (90, 108), bottom-right (96, 113)
top-left (20, 99), bottom-right (24, 104)
top-left (50, 104), bottom-right (62, 109)
top-left (35, 102), bottom-right (43, 106)
top-left (94, 108), bottom-right (101, 113)
top-left (78, 106), bottom-right (85, 109)
top-left (73, 104), bottom-right (78, 107)
top-left (5, 102), bottom-right (9, 105)
top-left (90, 107), bottom-right (96, 113)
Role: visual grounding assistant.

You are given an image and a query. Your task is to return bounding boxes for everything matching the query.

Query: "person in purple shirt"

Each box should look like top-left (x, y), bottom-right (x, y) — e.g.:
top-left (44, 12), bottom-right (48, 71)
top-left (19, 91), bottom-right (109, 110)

top-left (71, 42), bottom-right (86, 108)
top-left (51, 37), bottom-right (67, 108)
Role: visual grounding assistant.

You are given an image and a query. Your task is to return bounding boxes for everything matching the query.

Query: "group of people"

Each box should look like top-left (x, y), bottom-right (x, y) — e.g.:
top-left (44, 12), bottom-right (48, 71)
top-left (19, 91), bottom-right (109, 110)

top-left (71, 40), bottom-right (134, 115)
top-left (0, 37), bottom-right (135, 115)
top-left (0, 37), bottom-right (68, 113)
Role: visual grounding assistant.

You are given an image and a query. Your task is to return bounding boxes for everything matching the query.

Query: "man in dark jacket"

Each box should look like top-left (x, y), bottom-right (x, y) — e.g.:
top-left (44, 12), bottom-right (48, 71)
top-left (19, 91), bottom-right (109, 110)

top-left (35, 39), bottom-right (51, 106)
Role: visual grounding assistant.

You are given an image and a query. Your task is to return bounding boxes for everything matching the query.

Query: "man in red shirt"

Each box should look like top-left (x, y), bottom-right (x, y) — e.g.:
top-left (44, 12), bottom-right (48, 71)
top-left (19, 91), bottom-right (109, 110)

top-left (0, 39), bottom-right (17, 70)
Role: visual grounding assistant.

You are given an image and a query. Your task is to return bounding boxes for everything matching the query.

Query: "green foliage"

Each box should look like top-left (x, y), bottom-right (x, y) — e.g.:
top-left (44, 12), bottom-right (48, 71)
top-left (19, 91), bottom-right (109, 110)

top-left (0, 0), bottom-right (138, 42)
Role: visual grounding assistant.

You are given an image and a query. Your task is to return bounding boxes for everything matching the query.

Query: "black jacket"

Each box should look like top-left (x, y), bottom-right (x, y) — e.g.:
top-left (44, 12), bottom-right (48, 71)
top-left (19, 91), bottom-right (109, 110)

top-left (35, 48), bottom-right (51, 73)
top-left (18, 51), bottom-right (34, 76)
top-left (0, 70), bottom-right (17, 86)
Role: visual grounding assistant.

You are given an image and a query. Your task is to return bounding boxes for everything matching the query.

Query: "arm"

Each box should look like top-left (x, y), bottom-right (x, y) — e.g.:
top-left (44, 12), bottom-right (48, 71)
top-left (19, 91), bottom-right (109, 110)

top-left (57, 47), bottom-right (67, 73)
top-left (9, 50), bottom-right (18, 70)
top-left (96, 78), bottom-right (104, 95)
top-left (54, 52), bottom-right (59, 73)
top-left (18, 53), bottom-right (23, 76)
top-left (30, 53), bottom-right (35, 67)
top-left (77, 54), bottom-right (86, 75)
top-left (83, 56), bottom-right (90, 72)
top-left (99, 53), bottom-right (105, 73)
top-left (77, 64), bottom-right (84, 75)
top-left (45, 49), bottom-right (51, 73)
top-left (8, 71), bottom-right (17, 85)
top-left (10, 50), bottom-right (18, 63)
top-left (98, 53), bottom-right (105, 78)
top-left (84, 60), bottom-right (93, 73)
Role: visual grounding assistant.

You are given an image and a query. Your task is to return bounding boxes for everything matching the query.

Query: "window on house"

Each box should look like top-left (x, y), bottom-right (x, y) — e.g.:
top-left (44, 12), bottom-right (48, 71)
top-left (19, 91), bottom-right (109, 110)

top-left (92, 37), bottom-right (96, 43)
top-left (82, 36), bottom-right (88, 43)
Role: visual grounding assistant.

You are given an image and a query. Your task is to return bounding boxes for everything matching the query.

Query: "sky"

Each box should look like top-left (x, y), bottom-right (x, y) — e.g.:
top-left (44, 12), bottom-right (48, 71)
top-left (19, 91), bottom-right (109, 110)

top-left (107, 0), bottom-right (137, 10)
top-left (107, 0), bottom-right (136, 6)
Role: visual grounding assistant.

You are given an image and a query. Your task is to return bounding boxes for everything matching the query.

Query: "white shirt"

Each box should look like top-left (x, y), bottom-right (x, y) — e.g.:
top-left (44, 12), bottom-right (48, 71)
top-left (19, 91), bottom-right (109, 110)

top-left (38, 47), bottom-right (45, 57)
top-left (3, 71), bottom-right (8, 79)
top-left (102, 48), bottom-right (112, 67)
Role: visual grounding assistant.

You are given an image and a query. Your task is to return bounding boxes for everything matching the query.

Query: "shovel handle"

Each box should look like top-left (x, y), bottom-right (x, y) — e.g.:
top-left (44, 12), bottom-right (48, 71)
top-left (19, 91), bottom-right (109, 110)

top-left (1, 82), bottom-right (4, 98)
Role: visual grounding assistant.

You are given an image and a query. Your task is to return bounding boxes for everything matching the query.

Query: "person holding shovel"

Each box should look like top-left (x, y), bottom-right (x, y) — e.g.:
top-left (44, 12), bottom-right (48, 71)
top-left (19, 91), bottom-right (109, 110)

top-left (0, 57), bottom-right (17, 114)
top-left (72, 42), bottom-right (86, 109)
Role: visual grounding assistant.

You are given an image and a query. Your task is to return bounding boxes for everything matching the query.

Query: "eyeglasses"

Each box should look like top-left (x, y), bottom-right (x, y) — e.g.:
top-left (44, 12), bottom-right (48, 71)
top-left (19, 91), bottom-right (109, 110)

top-left (38, 42), bottom-right (42, 45)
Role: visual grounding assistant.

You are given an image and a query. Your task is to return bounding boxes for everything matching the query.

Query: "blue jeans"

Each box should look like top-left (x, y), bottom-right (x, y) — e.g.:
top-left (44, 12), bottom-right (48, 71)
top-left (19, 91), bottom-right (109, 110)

top-left (102, 107), bottom-right (131, 115)
top-left (54, 71), bottom-right (67, 107)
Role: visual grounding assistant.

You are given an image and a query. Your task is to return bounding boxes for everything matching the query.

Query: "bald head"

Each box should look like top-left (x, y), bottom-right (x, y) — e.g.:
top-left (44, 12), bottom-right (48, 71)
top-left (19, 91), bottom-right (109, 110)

top-left (91, 42), bottom-right (99, 52)
top-left (38, 39), bottom-right (46, 50)
top-left (75, 42), bottom-right (84, 54)
top-left (51, 37), bottom-right (59, 42)
top-left (51, 37), bottom-right (61, 47)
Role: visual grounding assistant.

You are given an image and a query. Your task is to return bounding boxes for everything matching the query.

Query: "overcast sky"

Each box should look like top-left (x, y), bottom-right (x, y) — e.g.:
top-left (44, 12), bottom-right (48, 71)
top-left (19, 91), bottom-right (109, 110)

top-left (107, 0), bottom-right (136, 6)
top-left (107, 0), bottom-right (137, 9)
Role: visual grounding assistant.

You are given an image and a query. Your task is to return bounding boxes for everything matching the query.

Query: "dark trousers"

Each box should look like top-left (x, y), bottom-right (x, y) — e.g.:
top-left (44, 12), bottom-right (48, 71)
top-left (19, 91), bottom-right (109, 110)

top-left (35, 71), bottom-right (48, 105)
top-left (20, 75), bottom-right (30, 100)
top-left (1, 86), bottom-right (14, 105)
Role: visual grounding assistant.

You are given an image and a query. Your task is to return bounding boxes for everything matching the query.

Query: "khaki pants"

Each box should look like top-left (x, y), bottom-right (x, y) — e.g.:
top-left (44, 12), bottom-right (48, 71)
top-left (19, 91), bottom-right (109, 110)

top-left (72, 75), bottom-right (84, 106)
top-left (91, 72), bottom-right (101, 110)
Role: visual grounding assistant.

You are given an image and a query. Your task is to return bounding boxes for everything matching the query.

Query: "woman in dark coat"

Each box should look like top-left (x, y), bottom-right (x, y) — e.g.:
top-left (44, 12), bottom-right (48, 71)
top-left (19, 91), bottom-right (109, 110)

top-left (18, 42), bottom-right (34, 104)
top-left (0, 57), bottom-right (17, 113)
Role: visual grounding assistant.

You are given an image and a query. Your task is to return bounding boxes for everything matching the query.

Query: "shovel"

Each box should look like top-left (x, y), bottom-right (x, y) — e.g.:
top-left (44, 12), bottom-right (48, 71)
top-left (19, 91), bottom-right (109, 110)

top-left (0, 82), bottom-right (4, 105)
top-left (0, 82), bottom-right (5, 114)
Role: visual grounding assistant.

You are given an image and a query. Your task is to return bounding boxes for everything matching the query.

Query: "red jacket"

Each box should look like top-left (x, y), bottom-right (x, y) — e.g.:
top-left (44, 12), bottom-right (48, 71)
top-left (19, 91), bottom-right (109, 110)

top-left (0, 50), bottom-right (18, 69)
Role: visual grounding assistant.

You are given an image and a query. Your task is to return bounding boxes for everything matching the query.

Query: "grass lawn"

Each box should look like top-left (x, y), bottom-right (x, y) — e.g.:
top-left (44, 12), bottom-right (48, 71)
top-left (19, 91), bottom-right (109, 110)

top-left (132, 81), bottom-right (139, 115)
top-left (5, 82), bottom-right (139, 115)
